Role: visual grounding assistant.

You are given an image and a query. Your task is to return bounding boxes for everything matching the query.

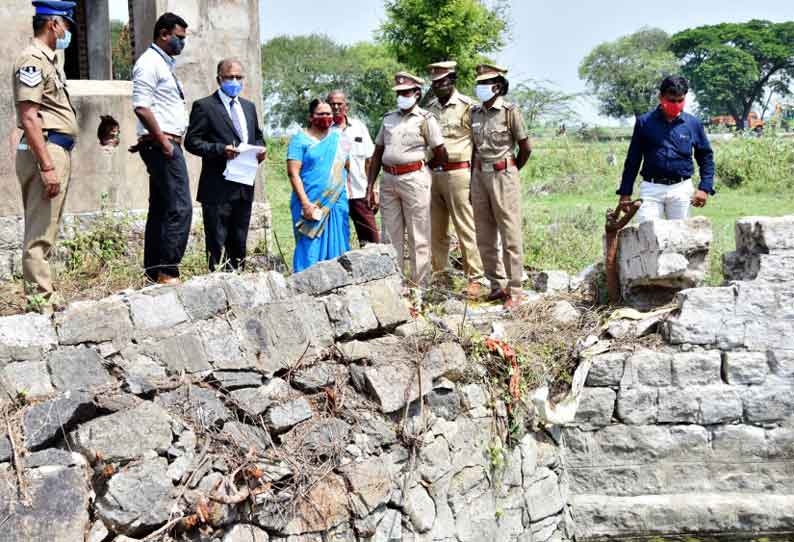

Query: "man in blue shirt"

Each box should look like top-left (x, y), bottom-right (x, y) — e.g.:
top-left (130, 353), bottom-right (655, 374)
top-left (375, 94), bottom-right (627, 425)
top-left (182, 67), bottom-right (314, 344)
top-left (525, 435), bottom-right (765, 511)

top-left (617, 75), bottom-right (715, 223)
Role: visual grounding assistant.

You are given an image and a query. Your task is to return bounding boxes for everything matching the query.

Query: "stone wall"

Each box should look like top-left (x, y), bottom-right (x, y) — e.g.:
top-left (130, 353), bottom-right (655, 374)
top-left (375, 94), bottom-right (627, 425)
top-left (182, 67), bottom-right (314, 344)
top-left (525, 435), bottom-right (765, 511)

top-left (566, 214), bottom-right (794, 541)
top-left (0, 245), bottom-right (572, 542)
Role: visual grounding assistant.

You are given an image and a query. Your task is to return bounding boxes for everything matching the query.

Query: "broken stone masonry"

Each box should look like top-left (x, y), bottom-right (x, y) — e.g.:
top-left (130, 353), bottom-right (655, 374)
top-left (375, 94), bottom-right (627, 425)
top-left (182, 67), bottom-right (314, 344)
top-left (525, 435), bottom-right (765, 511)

top-left (1, 216), bottom-right (793, 542)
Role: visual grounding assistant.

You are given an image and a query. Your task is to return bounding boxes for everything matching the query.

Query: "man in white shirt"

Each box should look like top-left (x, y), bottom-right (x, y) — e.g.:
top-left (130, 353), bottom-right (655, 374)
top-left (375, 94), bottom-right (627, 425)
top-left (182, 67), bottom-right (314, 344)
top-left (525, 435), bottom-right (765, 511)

top-left (327, 90), bottom-right (379, 246)
top-left (131, 12), bottom-right (191, 284)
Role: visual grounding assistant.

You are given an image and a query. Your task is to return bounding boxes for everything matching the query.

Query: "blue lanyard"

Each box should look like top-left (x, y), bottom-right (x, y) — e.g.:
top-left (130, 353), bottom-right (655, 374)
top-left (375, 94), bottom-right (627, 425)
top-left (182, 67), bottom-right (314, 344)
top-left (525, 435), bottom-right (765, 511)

top-left (149, 45), bottom-right (184, 101)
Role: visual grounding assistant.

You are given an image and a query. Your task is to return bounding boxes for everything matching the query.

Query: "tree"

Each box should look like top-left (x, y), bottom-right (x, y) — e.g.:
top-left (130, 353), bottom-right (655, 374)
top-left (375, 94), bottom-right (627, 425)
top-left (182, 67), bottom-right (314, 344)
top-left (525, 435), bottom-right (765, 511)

top-left (579, 27), bottom-right (680, 119)
top-left (261, 35), bottom-right (406, 133)
top-left (671, 20), bottom-right (794, 129)
top-left (510, 80), bottom-right (580, 132)
top-left (379, 0), bottom-right (509, 89)
top-left (110, 20), bottom-right (134, 80)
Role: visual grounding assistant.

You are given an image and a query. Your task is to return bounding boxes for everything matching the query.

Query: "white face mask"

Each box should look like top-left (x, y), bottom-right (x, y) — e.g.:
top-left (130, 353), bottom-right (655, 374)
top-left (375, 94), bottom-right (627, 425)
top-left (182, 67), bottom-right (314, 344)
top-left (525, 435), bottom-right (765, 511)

top-left (397, 94), bottom-right (417, 110)
top-left (476, 84), bottom-right (497, 103)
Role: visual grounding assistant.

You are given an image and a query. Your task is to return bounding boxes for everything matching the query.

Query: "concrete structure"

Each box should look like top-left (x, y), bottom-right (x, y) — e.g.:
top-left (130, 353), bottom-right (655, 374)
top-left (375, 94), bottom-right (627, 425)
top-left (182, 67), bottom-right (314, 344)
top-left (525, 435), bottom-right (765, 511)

top-left (0, 0), bottom-right (269, 277)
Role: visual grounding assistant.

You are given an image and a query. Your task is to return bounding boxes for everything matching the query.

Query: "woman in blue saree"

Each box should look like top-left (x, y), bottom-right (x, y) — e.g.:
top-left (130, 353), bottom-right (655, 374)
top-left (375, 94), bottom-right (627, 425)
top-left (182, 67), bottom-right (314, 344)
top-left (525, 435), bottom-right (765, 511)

top-left (287, 98), bottom-right (352, 272)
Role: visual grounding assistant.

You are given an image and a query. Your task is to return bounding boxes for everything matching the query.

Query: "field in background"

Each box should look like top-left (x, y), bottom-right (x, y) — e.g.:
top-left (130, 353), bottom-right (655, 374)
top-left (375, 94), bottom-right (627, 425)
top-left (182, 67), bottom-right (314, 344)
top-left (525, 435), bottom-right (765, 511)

top-left (265, 135), bottom-right (794, 284)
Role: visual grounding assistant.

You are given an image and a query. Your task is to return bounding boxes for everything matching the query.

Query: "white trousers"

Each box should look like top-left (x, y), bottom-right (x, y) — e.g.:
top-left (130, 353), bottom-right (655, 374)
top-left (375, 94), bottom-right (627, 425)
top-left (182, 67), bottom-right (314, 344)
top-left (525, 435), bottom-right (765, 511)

top-left (636, 179), bottom-right (694, 223)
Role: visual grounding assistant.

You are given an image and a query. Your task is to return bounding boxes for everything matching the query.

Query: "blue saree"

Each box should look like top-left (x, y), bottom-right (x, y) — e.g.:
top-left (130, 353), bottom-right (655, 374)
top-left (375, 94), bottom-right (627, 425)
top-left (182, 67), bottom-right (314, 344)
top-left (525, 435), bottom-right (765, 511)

top-left (287, 129), bottom-right (351, 272)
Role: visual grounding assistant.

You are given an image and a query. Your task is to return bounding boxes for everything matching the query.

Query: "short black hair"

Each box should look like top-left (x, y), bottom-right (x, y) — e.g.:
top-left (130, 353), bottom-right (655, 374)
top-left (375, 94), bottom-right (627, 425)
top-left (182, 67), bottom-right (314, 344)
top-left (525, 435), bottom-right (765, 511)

top-left (97, 115), bottom-right (119, 142)
top-left (32, 15), bottom-right (57, 35)
top-left (660, 75), bottom-right (689, 96)
top-left (153, 12), bottom-right (188, 41)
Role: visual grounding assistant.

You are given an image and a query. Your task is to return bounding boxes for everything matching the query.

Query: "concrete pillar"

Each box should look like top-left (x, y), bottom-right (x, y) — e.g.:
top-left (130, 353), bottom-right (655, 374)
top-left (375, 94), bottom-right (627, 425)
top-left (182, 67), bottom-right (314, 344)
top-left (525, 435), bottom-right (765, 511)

top-left (85, 0), bottom-right (112, 80)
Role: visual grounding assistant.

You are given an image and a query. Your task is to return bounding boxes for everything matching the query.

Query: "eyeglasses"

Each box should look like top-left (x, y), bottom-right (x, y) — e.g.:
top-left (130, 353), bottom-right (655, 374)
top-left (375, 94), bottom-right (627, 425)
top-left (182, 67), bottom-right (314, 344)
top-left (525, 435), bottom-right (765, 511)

top-left (221, 75), bottom-right (245, 81)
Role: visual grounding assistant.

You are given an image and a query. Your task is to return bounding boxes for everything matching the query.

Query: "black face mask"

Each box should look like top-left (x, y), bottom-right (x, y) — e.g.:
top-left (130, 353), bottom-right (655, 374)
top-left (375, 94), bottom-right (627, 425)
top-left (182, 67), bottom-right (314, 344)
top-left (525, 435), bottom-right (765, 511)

top-left (434, 85), bottom-right (453, 99)
top-left (167, 35), bottom-right (186, 55)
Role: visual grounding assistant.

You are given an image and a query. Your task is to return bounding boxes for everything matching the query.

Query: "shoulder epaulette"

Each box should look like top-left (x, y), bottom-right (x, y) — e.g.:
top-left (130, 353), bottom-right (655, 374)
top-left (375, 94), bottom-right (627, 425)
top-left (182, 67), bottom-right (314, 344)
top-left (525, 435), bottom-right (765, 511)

top-left (458, 94), bottom-right (474, 105)
top-left (503, 101), bottom-right (516, 111)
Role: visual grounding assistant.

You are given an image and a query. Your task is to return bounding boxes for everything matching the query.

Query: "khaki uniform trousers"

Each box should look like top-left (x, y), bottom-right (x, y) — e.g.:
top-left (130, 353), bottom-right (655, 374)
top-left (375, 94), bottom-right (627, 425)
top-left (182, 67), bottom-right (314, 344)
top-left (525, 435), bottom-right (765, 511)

top-left (16, 142), bottom-right (72, 297)
top-left (471, 165), bottom-right (523, 297)
top-left (380, 168), bottom-right (431, 286)
top-left (430, 168), bottom-right (484, 280)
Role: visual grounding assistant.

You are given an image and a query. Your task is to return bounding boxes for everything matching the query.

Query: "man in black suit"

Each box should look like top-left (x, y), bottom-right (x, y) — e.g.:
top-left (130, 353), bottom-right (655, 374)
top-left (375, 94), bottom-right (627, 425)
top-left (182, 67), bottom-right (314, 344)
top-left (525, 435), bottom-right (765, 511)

top-left (185, 58), bottom-right (266, 271)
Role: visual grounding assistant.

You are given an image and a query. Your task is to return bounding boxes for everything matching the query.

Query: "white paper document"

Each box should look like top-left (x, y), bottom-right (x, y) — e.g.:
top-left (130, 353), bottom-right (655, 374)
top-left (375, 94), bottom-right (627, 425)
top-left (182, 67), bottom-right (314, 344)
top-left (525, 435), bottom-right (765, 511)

top-left (223, 143), bottom-right (265, 186)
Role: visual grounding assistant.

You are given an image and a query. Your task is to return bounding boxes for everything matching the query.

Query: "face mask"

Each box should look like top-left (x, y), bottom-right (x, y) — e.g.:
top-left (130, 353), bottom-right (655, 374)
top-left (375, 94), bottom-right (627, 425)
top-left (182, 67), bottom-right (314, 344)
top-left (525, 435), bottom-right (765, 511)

top-left (660, 98), bottom-right (685, 119)
top-left (397, 95), bottom-right (417, 110)
top-left (55, 28), bottom-right (71, 50)
top-left (333, 114), bottom-right (345, 125)
top-left (220, 79), bottom-right (242, 98)
top-left (312, 117), bottom-right (334, 129)
top-left (168, 35), bottom-right (186, 55)
top-left (476, 84), bottom-right (496, 103)
top-left (433, 85), bottom-right (453, 99)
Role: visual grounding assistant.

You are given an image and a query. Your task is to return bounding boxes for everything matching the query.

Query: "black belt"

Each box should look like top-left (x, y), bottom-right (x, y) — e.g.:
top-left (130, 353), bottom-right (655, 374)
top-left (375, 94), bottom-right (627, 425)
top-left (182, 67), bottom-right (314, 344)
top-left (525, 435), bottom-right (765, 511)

top-left (46, 132), bottom-right (76, 152)
top-left (645, 177), bottom-right (686, 186)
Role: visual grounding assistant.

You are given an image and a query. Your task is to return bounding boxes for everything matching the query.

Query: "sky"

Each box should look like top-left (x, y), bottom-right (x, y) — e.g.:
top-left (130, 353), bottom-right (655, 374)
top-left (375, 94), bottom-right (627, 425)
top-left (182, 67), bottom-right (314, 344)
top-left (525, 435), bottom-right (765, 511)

top-left (109, 0), bottom-right (793, 123)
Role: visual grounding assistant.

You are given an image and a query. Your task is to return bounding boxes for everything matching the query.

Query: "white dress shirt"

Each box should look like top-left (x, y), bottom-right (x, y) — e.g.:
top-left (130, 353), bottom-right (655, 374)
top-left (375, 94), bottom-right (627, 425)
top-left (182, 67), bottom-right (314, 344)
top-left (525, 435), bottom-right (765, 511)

top-left (342, 117), bottom-right (375, 199)
top-left (217, 89), bottom-right (248, 144)
top-left (132, 44), bottom-right (188, 137)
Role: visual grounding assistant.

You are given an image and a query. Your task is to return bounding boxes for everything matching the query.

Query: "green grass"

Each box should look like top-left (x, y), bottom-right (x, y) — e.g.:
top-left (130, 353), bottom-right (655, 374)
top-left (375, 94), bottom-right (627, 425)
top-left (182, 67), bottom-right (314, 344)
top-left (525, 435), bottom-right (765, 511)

top-left (264, 135), bottom-right (794, 284)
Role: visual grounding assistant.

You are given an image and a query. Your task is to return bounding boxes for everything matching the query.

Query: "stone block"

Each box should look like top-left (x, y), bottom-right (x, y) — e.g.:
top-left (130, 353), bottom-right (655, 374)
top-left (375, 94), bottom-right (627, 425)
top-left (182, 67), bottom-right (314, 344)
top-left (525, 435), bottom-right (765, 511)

top-left (742, 381), bottom-right (794, 423)
top-left (525, 468), bottom-right (565, 522)
top-left (404, 485), bottom-right (436, 533)
top-left (734, 214), bottom-right (794, 253)
top-left (213, 370), bottom-right (264, 390)
top-left (724, 251), bottom-right (794, 283)
top-left (47, 346), bottom-right (115, 391)
top-left (0, 464), bottom-right (90, 542)
top-left (222, 421), bottom-right (270, 452)
top-left (288, 259), bottom-right (351, 296)
top-left (593, 425), bottom-right (708, 465)
top-left (769, 350), bottom-right (794, 378)
top-left (94, 457), bottom-right (174, 536)
top-left (338, 244), bottom-right (398, 283)
top-left (128, 289), bottom-right (189, 331)
top-left (711, 425), bottom-right (768, 460)
top-left (146, 331), bottom-right (212, 375)
top-left (355, 507), bottom-right (401, 542)
top-left (460, 383), bottom-right (488, 410)
top-left (264, 397), bottom-right (313, 434)
top-left (0, 313), bottom-right (58, 362)
top-left (657, 387), bottom-right (699, 423)
top-left (618, 216), bottom-right (712, 308)
top-left (586, 352), bottom-right (627, 387)
top-left (533, 270), bottom-right (572, 293)
top-left (339, 457), bottom-right (397, 518)
top-left (292, 362), bottom-right (340, 393)
top-left (616, 387), bottom-right (657, 424)
top-left (223, 525), bottom-right (270, 542)
top-left (229, 378), bottom-right (291, 418)
top-left (665, 286), bottom-right (738, 346)
top-left (199, 318), bottom-right (254, 370)
top-left (22, 391), bottom-right (96, 450)
top-left (55, 296), bottom-right (133, 346)
top-left (621, 350), bottom-right (672, 387)
top-left (1, 360), bottom-right (54, 398)
top-left (699, 385), bottom-right (743, 424)
top-left (323, 286), bottom-right (379, 338)
top-left (217, 273), bottom-right (278, 311)
top-left (362, 276), bottom-right (411, 329)
top-left (766, 424), bottom-right (794, 459)
top-left (672, 351), bottom-right (722, 386)
top-left (69, 402), bottom-right (173, 462)
top-left (156, 384), bottom-right (232, 426)
top-left (574, 387), bottom-right (615, 428)
top-left (178, 275), bottom-right (228, 320)
top-left (233, 295), bottom-right (335, 377)
top-left (0, 216), bottom-right (23, 250)
top-left (550, 300), bottom-right (581, 325)
top-left (723, 351), bottom-right (769, 385)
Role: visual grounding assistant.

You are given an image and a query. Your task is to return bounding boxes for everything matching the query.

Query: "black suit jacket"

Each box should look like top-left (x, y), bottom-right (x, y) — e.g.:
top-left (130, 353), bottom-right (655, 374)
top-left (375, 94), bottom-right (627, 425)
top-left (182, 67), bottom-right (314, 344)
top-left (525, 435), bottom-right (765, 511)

top-left (185, 91), bottom-right (265, 204)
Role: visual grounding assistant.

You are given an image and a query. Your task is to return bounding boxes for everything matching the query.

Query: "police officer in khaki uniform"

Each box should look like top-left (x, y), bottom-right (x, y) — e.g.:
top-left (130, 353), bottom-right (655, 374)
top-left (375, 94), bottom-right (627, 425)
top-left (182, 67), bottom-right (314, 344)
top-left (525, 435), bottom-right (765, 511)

top-left (470, 64), bottom-right (532, 310)
top-left (13, 0), bottom-right (79, 311)
top-left (426, 61), bottom-right (486, 299)
top-left (366, 72), bottom-right (447, 287)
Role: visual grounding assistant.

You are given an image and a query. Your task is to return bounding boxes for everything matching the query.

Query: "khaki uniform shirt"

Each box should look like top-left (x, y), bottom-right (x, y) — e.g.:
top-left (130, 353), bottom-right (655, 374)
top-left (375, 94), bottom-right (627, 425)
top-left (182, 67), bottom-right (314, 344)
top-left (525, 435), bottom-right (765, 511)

top-left (426, 90), bottom-right (474, 163)
top-left (471, 96), bottom-right (527, 163)
top-left (375, 106), bottom-right (444, 166)
top-left (13, 39), bottom-right (78, 137)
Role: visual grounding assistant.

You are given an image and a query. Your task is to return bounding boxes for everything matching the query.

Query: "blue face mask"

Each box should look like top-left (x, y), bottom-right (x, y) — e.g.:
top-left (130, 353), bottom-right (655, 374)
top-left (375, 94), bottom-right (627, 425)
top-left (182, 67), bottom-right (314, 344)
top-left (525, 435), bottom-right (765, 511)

top-left (220, 79), bottom-right (243, 98)
top-left (55, 28), bottom-right (72, 50)
top-left (168, 35), bottom-right (185, 55)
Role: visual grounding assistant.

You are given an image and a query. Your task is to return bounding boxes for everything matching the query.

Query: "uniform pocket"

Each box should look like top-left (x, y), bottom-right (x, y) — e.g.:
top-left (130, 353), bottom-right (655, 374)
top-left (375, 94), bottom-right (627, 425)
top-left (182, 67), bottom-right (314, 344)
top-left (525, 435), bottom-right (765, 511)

top-left (490, 128), bottom-right (512, 148)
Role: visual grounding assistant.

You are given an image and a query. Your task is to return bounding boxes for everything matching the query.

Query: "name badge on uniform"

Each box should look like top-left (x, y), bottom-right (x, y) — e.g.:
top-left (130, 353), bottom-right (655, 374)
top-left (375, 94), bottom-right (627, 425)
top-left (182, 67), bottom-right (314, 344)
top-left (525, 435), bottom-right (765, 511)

top-left (18, 66), bottom-right (42, 88)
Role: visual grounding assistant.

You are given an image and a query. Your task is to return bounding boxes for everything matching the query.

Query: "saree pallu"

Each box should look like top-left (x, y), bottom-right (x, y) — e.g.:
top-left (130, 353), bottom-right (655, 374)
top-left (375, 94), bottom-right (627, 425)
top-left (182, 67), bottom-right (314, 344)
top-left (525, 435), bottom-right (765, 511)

top-left (288, 129), bottom-right (351, 272)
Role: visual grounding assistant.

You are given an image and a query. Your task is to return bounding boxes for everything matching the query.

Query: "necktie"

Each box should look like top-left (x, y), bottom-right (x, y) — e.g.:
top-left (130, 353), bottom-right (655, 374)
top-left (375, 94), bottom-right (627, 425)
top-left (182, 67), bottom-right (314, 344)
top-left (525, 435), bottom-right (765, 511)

top-left (229, 99), bottom-right (244, 142)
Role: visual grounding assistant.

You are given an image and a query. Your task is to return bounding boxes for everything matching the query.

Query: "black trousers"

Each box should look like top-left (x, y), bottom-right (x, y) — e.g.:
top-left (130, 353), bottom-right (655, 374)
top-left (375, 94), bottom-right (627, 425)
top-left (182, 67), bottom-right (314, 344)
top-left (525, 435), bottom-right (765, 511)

top-left (139, 142), bottom-right (192, 280)
top-left (202, 198), bottom-right (253, 271)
